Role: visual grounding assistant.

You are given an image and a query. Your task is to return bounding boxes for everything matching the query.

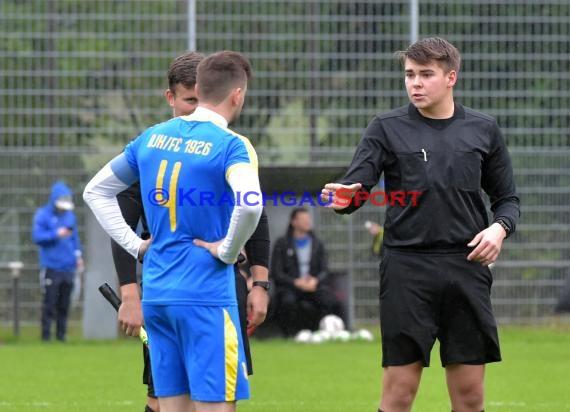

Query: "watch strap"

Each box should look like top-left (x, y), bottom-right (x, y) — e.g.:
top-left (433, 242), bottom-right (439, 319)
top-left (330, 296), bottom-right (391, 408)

top-left (495, 219), bottom-right (511, 237)
top-left (252, 280), bottom-right (271, 292)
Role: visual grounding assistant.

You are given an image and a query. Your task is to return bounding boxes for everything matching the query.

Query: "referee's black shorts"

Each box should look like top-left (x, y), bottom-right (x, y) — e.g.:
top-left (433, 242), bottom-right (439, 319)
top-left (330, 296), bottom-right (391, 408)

top-left (379, 247), bottom-right (501, 368)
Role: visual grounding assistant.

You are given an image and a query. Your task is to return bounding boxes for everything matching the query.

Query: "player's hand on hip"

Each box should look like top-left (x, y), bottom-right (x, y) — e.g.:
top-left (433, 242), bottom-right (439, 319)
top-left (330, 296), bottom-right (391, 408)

top-left (320, 182), bottom-right (362, 210)
top-left (467, 223), bottom-right (507, 266)
top-left (118, 292), bottom-right (143, 337)
top-left (247, 287), bottom-right (269, 328)
top-left (137, 237), bottom-right (152, 260)
top-left (193, 238), bottom-right (223, 258)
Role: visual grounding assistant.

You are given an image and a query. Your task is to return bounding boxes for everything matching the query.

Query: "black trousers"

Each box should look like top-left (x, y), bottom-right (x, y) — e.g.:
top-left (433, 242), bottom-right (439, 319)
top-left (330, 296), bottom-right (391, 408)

top-left (41, 268), bottom-right (74, 341)
top-left (277, 285), bottom-right (343, 336)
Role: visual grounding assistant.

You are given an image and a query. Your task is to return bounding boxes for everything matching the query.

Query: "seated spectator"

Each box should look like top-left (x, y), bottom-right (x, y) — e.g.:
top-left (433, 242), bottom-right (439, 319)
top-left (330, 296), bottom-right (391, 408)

top-left (271, 207), bottom-right (343, 337)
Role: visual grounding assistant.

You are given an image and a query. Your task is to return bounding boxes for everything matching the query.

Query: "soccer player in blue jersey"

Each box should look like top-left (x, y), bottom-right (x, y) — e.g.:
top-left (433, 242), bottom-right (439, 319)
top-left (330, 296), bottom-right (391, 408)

top-left (84, 51), bottom-right (262, 412)
top-left (111, 51), bottom-right (269, 412)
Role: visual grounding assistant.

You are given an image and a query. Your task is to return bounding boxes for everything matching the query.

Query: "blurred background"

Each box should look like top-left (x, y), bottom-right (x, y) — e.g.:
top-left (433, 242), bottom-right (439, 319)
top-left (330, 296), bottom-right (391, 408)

top-left (1, 0), bottom-right (569, 333)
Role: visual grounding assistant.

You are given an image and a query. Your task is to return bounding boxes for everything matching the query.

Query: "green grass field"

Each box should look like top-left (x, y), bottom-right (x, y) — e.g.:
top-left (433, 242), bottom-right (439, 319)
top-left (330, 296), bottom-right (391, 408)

top-left (1, 325), bottom-right (570, 411)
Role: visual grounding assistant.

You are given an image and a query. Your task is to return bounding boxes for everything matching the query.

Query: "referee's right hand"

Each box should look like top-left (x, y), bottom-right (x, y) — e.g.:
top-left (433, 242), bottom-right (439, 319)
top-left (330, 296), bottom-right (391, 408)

top-left (118, 284), bottom-right (143, 338)
top-left (320, 183), bottom-right (362, 210)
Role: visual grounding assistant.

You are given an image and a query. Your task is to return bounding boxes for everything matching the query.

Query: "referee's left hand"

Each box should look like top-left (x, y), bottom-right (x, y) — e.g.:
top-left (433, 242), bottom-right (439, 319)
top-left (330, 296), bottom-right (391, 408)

top-left (467, 223), bottom-right (507, 266)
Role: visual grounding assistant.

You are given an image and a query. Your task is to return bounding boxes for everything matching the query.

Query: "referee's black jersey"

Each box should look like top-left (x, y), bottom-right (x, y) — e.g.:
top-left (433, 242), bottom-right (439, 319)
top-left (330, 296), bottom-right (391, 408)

top-left (339, 103), bottom-right (520, 250)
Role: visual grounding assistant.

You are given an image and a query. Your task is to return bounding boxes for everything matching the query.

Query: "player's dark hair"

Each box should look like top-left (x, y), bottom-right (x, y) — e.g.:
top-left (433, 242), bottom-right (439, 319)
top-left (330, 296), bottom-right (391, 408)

top-left (396, 37), bottom-right (460, 73)
top-left (196, 51), bottom-right (252, 104)
top-left (167, 51), bottom-right (205, 92)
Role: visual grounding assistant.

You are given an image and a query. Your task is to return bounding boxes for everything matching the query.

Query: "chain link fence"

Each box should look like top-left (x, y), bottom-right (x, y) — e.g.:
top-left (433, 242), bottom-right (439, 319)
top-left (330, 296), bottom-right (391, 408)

top-left (1, 1), bottom-right (569, 327)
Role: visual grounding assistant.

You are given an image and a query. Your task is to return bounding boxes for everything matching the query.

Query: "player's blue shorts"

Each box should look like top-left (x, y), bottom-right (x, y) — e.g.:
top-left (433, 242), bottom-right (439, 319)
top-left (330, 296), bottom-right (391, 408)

top-left (143, 304), bottom-right (250, 401)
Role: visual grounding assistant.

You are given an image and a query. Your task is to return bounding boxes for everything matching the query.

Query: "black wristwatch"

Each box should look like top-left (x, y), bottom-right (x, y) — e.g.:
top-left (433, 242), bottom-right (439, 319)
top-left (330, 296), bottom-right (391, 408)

top-left (495, 219), bottom-right (511, 237)
top-left (252, 281), bottom-right (271, 292)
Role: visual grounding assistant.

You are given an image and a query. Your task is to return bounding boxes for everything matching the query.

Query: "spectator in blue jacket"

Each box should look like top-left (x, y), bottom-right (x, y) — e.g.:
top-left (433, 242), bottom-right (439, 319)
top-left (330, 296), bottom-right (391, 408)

top-left (32, 181), bottom-right (84, 342)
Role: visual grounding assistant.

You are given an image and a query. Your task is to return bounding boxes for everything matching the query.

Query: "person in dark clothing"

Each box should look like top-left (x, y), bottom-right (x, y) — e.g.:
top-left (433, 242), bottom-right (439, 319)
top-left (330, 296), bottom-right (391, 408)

top-left (32, 181), bottom-right (84, 342)
top-left (271, 207), bottom-right (343, 337)
top-left (321, 38), bottom-right (520, 412)
top-left (554, 270), bottom-right (570, 314)
top-left (109, 51), bottom-right (270, 412)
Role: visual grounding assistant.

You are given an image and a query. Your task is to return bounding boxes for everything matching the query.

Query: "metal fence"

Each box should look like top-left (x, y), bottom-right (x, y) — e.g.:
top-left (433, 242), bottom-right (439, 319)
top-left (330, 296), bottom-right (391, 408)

top-left (1, 1), bottom-right (569, 327)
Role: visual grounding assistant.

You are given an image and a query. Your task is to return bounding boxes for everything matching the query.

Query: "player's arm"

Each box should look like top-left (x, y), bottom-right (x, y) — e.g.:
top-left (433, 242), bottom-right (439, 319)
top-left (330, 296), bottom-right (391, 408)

top-left (110, 184), bottom-right (145, 337)
top-left (83, 153), bottom-right (147, 260)
top-left (194, 165), bottom-right (263, 263)
top-left (321, 117), bottom-right (385, 213)
top-left (468, 122), bottom-right (520, 265)
top-left (244, 209), bottom-right (270, 328)
top-left (194, 132), bottom-right (263, 263)
top-left (244, 208), bottom-right (269, 268)
top-left (111, 185), bottom-right (143, 286)
top-left (481, 121), bottom-right (520, 235)
top-left (218, 166), bottom-right (263, 263)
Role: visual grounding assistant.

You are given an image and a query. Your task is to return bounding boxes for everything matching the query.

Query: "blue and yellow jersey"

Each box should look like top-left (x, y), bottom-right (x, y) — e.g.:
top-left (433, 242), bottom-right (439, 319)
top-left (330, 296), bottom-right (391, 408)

top-left (122, 108), bottom-right (258, 305)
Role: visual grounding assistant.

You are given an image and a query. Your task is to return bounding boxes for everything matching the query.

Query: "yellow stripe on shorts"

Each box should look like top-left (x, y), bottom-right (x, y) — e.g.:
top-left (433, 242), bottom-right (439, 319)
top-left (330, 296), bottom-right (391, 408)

top-left (223, 308), bottom-right (239, 401)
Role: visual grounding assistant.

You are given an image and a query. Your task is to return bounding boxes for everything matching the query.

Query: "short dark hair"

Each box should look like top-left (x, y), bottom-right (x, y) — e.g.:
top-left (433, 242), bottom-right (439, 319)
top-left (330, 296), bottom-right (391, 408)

top-left (396, 37), bottom-right (460, 73)
top-left (196, 51), bottom-right (252, 104)
top-left (167, 51), bottom-right (205, 92)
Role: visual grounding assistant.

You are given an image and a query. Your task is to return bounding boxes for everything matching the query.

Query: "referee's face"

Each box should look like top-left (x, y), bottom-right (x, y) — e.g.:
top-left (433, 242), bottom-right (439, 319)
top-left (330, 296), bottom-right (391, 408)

top-left (165, 84), bottom-right (199, 117)
top-left (404, 58), bottom-right (457, 118)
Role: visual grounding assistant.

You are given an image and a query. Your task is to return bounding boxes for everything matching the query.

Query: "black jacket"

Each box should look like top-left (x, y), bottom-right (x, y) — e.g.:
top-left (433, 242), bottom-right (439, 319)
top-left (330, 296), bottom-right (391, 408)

top-left (271, 232), bottom-right (328, 288)
top-left (338, 103), bottom-right (520, 250)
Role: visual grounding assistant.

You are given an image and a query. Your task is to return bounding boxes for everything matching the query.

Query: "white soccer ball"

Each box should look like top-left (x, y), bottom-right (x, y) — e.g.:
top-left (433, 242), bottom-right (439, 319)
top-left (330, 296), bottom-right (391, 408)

top-left (317, 330), bottom-right (332, 341)
top-left (351, 328), bottom-right (374, 341)
top-left (333, 330), bottom-right (351, 342)
top-left (294, 329), bottom-right (313, 343)
top-left (310, 330), bottom-right (328, 344)
top-left (319, 314), bottom-right (345, 335)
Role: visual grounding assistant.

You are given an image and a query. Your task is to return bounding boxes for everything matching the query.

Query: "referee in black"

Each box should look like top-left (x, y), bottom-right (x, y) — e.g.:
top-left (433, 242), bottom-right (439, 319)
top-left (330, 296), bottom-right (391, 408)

top-left (321, 37), bottom-right (519, 412)
top-left (110, 52), bottom-right (270, 412)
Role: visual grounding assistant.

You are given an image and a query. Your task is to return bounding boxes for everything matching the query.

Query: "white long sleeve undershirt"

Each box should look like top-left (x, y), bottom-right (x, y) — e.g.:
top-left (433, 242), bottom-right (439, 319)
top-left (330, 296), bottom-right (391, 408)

top-left (217, 165), bottom-right (263, 264)
top-left (83, 158), bottom-right (143, 258)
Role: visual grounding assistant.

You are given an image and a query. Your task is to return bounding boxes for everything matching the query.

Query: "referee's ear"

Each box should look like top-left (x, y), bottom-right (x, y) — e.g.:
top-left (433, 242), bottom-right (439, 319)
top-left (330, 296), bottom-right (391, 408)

top-left (446, 69), bottom-right (458, 88)
top-left (165, 88), bottom-right (175, 108)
